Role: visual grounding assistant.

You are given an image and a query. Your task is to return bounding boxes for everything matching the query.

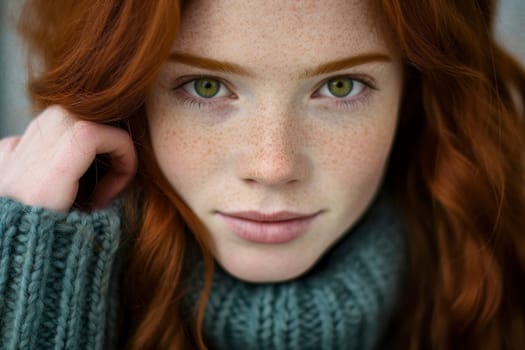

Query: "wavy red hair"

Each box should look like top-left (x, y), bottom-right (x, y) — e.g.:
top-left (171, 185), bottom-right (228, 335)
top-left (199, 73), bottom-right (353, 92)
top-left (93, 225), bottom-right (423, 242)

top-left (17, 0), bottom-right (525, 349)
top-left (18, 1), bottom-right (214, 348)
top-left (377, 0), bottom-right (525, 348)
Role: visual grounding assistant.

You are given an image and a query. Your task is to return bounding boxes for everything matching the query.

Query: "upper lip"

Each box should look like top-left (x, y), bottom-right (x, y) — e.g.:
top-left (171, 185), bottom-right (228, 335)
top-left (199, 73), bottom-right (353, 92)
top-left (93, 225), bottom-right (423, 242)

top-left (218, 210), bottom-right (320, 222)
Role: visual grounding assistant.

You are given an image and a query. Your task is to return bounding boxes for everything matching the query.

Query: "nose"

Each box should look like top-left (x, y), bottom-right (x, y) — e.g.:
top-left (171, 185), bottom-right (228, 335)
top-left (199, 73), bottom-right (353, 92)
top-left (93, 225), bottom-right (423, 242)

top-left (236, 105), bottom-right (310, 187)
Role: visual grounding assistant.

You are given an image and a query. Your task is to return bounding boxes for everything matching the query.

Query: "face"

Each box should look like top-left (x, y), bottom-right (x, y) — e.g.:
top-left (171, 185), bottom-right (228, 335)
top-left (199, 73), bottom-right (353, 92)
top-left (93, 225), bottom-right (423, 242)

top-left (146, 0), bottom-right (403, 282)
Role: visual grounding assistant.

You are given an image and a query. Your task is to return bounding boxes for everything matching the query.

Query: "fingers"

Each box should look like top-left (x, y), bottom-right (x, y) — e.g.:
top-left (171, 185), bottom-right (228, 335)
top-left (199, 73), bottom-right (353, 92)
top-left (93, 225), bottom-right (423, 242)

top-left (0, 105), bottom-right (138, 212)
top-left (66, 121), bottom-right (138, 209)
top-left (65, 120), bottom-right (138, 181)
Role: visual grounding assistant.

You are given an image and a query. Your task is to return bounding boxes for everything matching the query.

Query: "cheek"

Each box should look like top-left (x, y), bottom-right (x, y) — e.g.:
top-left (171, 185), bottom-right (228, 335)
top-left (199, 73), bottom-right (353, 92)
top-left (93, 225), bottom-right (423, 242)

top-left (146, 99), bottom-right (223, 195)
top-left (157, 131), bottom-right (220, 194)
top-left (316, 119), bottom-right (397, 197)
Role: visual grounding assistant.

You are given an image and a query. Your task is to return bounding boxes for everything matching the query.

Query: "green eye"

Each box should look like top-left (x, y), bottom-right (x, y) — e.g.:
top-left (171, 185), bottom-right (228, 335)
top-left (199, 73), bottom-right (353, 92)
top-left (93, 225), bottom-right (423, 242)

top-left (194, 78), bottom-right (221, 98)
top-left (327, 77), bottom-right (354, 97)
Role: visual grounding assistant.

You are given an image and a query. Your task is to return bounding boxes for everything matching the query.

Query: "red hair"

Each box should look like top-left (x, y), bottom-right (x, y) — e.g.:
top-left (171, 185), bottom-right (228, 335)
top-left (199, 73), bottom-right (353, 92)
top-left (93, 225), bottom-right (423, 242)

top-left (17, 0), bottom-right (525, 348)
top-left (377, 0), bottom-right (525, 348)
top-left (18, 1), bottom-right (214, 348)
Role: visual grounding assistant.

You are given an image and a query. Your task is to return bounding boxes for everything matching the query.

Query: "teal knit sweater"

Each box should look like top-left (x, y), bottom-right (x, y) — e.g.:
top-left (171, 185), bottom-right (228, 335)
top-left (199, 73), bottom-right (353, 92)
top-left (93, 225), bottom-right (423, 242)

top-left (0, 194), bottom-right (405, 349)
top-left (0, 197), bottom-right (123, 349)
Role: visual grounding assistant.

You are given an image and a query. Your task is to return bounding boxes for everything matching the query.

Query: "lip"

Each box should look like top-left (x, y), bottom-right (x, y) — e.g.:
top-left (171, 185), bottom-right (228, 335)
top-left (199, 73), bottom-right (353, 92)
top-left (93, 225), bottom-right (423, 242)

top-left (218, 210), bottom-right (320, 244)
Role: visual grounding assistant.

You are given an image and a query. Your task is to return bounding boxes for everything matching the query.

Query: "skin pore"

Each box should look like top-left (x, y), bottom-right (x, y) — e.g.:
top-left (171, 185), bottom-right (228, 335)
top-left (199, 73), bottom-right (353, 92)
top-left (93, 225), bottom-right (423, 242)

top-left (145, 0), bottom-right (404, 282)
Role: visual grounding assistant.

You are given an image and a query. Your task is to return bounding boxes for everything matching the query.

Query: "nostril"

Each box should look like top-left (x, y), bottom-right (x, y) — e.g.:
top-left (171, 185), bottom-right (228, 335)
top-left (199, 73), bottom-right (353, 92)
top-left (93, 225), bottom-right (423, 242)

top-left (243, 178), bottom-right (257, 184)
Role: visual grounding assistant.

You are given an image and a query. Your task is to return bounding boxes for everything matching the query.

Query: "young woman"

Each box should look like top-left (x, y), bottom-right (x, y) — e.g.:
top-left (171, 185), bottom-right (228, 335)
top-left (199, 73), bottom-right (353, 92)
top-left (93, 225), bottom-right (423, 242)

top-left (1, 0), bottom-right (524, 349)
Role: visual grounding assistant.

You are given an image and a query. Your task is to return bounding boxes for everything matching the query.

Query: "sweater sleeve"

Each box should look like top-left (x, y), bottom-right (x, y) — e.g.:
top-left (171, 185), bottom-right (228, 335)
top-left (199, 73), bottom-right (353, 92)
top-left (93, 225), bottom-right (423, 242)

top-left (0, 197), bottom-right (124, 350)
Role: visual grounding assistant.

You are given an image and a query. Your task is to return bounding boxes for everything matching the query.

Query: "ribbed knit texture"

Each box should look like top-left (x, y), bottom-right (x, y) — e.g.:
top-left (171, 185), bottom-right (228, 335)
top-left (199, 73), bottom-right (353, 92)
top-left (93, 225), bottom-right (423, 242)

top-left (0, 197), bottom-right (123, 350)
top-left (0, 192), bottom-right (406, 349)
top-left (187, 192), bottom-right (406, 350)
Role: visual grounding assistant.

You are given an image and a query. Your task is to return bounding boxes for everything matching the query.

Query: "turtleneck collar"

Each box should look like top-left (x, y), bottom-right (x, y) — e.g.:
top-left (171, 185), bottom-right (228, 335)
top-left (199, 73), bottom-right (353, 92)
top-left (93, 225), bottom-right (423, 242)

top-left (187, 191), bottom-right (407, 350)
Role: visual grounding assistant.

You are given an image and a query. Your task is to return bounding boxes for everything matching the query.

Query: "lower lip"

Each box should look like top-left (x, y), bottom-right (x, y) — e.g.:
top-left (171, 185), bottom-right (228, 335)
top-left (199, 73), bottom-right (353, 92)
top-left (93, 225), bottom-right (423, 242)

top-left (219, 214), bottom-right (318, 244)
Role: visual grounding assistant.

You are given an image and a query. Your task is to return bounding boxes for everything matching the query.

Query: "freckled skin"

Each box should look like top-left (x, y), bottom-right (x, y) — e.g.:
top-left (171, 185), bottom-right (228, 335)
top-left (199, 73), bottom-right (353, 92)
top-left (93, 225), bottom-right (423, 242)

top-left (146, 0), bottom-right (404, 282)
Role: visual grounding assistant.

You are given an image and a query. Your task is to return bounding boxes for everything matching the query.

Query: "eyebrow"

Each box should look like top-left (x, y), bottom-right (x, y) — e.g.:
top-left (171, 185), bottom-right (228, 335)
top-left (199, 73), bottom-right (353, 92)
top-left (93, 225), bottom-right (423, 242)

top-left (168, 52), bottom-right (392, 78)
top-left (301, 53), bottom-right (391, 78)
top-left (169, 52), bottom-right (252, 76)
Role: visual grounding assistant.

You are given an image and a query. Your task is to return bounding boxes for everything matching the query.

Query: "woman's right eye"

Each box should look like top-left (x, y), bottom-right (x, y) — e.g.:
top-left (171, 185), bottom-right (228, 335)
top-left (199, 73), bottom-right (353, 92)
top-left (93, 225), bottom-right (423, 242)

top-left (181, 77), bottom-right (232, 99)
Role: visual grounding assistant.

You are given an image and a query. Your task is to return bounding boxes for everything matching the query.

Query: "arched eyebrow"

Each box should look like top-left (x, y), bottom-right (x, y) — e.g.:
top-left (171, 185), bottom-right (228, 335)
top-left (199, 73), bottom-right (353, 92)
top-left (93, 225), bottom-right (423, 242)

top-left (169, 52), bottom-right (252, 76)
top-left (301, 53), bottom-right (391, 78)
top-left (168, 52), bottom-right (392, 78)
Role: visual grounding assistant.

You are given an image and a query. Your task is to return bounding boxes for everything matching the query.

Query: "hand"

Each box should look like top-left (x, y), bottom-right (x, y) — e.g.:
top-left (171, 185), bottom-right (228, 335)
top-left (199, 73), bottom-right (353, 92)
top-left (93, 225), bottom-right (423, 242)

top-left (0, 105), bottom-right (137, 212)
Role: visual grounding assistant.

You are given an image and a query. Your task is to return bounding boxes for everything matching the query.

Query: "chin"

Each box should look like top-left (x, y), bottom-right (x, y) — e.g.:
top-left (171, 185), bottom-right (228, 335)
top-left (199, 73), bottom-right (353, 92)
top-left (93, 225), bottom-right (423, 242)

top-left (214, 245), bottom-right (324, 283)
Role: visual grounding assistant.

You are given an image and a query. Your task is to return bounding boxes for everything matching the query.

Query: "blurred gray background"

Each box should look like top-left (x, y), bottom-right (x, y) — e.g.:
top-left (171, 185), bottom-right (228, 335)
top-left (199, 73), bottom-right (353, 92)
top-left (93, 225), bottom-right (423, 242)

top-left (1, 0), bottom-right (524, 137)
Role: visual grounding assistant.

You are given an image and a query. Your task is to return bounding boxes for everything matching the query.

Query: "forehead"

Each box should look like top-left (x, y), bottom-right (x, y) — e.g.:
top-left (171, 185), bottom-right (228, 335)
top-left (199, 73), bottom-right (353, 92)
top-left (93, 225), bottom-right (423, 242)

top-left (174, 0), bottom-right (390, 67)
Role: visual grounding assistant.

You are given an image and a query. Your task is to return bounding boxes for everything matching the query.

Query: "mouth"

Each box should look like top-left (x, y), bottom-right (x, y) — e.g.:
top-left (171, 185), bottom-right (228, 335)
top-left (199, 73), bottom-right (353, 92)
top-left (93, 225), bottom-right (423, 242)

top-left (217, 210), bottom-right (320, 244)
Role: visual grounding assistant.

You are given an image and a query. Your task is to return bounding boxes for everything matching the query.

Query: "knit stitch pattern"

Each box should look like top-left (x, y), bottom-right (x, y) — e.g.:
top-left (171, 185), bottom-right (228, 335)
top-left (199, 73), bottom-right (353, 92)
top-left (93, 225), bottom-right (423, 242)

top-left (0, 197), bottom-right (122, 350)
top-left (187, 192), bottom-right (406, 350)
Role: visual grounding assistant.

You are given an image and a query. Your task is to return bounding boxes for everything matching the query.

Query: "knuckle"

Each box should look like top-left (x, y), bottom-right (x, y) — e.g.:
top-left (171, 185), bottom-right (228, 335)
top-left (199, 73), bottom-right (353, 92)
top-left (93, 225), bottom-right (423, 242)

top-left (71, 120), bottom-right (98, 141)
top-left (43, 104), bottom-right (71, 119)
top-left (38, 105), bottom-right (77, 129)
top-left (25, 105), bottom-right (74, 136)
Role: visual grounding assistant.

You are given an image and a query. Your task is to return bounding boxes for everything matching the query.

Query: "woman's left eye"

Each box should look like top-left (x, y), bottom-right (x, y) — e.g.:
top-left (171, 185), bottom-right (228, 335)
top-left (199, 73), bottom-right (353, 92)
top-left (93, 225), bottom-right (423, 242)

top-left (316, 77), bottom-right (366, 99)
top-left (182, 77), bottom-right (232, 99)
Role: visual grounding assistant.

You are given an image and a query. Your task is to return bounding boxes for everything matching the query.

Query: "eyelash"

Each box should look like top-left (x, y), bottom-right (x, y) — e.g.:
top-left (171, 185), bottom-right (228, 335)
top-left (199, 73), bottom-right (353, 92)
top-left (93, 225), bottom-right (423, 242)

top-left (171, 74), bottom-right (376, 111)
top-left (172, 75), bottom-right (233, 110)
top-left (312, 75), bottom-right (376, 110)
